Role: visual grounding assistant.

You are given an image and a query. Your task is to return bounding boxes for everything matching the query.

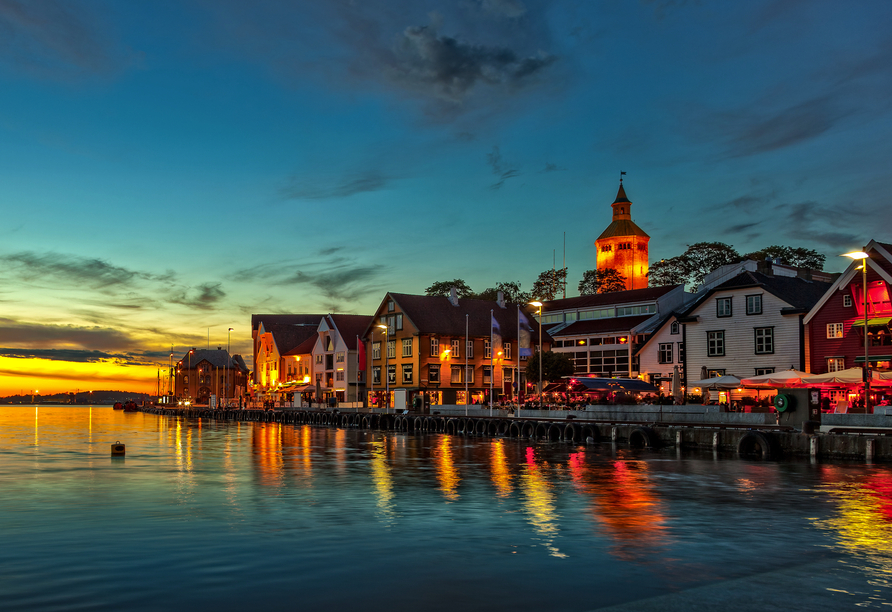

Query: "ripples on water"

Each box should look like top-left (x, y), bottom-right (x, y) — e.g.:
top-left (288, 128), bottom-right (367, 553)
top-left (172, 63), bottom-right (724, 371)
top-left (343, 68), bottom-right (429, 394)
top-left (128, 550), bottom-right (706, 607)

top-left (2, 406), bottom-right (892, 611)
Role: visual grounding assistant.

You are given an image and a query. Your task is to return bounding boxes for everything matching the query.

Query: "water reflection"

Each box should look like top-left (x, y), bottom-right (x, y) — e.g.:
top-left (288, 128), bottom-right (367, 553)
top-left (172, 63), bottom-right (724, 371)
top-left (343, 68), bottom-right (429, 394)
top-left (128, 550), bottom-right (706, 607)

top-left (490, 440), bottom-right (512, 499)
top-left (568, 451), bottom-right (668, 561)
top-left (253, 423), bottom-right (284, 488)
top-left (370, 439), bottom-right (396, 522)
top-left (520, 446), bottom-right (566, 558)
top-left (433, 435), bottom-right (460, 501)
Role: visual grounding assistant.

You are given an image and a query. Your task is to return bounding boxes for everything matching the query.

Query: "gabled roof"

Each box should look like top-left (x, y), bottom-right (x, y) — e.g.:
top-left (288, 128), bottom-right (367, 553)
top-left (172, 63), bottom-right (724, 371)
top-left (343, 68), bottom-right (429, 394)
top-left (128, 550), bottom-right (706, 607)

top-left (543, 286), bottom-right (678, 312)
top-left (327, 314), bottom-right (374, 349)
top-left (804, 240), bottom-right (892, 324)
top-left (550, 314), bottom-right (654, 337)
top-left (266, 323), bottom-right (318, 355)
top-left (367, 293), bottom-right (547, 342)
top-left (176, 348), bottom-right (247, 372)
top-left (683, 270), bottom-right (832, 318)
top-left (251, 314), bottom-right (325, 332)
top-left (284, 335), bottom-right (317, 357)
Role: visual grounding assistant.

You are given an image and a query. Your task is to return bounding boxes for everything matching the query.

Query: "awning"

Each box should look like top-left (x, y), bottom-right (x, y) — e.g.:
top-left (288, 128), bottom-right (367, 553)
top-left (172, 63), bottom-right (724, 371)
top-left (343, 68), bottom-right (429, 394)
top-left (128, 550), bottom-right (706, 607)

top-left (850, 317), bottom-right (892, 327)
top-left (854, 355), bottom-right (892, 363)
top-left (568, 377), bottom-right (659, 393)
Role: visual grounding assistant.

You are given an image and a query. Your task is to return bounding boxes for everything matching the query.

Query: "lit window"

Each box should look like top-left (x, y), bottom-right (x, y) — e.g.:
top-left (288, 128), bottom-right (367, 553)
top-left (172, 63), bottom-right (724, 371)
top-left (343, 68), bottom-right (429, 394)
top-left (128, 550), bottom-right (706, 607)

top-left (402, 338), bottom-right (413, 357)
top-left (466, 340), bottom-right (473, 359)
top-left (402, 364), bottom-right (413, 384)
top-left (387, 340), bottom-right (396, 359)
top-left (430, 337), bottom-right (439, 357)
top-left (372, 342), bottom-right (381, 360)
top-left (452, 339), bottom-right (461, 359)
top-left (827, 323), bottom-right (844, 339)
top-left (428, 364), bottom-right (440, 383)
top-left (827, 358), bottom-right (845, 372)
top-left (485, 339), bottom-right (492, 359)
top-left (503, 343), bottom-right (511, 359)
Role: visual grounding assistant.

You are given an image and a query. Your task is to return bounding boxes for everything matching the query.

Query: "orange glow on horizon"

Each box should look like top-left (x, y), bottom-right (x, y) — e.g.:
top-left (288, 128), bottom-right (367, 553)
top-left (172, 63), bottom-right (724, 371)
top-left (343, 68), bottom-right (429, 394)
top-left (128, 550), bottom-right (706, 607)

top-left (0, 356), bottom-right (160, 396)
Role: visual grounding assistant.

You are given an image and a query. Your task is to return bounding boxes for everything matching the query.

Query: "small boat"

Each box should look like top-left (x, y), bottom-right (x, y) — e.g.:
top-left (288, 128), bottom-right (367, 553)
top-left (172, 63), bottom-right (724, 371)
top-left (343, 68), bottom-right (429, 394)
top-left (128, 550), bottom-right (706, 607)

top-left (123, 401), bottom-right (138, 412)
top-left (113, 402), bottom-right (124, 410)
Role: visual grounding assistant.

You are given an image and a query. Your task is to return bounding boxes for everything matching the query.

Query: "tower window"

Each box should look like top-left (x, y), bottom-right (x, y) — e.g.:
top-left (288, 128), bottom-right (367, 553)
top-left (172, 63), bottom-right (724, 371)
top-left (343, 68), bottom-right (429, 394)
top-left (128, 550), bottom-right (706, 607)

top-left (619, 207), bottom-right (624, 215)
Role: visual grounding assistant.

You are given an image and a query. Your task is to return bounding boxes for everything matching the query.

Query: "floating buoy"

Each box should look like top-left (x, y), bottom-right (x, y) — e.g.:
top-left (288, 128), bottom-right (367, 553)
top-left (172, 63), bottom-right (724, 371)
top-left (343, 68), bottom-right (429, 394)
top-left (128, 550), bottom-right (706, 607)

top-left (111, 441), bottom-right (126, 456)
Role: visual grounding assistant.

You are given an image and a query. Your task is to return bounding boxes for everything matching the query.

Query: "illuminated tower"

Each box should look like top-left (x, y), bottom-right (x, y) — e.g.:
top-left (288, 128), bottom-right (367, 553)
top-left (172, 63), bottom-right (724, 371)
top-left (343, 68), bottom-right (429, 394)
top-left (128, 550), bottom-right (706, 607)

top-left (595, 178), bottom-right (650, 290)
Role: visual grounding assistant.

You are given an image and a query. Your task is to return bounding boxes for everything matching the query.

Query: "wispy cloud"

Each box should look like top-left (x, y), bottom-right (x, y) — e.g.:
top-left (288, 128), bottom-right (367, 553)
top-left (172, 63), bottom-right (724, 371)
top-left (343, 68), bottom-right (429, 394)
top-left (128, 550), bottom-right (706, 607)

top-left (167, 283), bottom-right (226, 310)
top-left (0, 317), bottom-right (139, 351)
top-left (280, 171), bottom-right (390, 200)
top-left (0, 347), bottom-right (152, 365)
top-left (487, 145), bottom-right (520, 189)
top-left (0, 251), bottom-right (173, 290)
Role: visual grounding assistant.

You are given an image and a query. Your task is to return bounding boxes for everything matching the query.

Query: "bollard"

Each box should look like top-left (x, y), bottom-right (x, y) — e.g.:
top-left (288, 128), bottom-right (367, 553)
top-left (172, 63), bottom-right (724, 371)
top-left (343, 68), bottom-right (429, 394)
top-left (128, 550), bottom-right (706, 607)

top-left (712, 431), bottom-right (719, 450)
top-left (111, 441), bottom-right (126, 456)
top-left (611, 426), bottom-right (618, 442)
top-left (810, 436), bottom-right (818, 458)
top-left (866, 438), bottom-right (876, 463)
top-left (675, 430), bottom-right (683, 448)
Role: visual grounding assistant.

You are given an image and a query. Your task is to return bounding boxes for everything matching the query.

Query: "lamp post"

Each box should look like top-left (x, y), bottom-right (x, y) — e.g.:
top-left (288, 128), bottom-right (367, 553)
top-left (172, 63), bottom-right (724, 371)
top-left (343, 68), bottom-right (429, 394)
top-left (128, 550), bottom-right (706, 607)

top-left (843, 250), bottom-right (871, 413)
top-left (377, 324), bottom-right (388, 413)
top-left (227, 328), bottom-right (233, 408)
top-left (188, 348), bottom-right (195, 401)
top-left (530, 301), bottom-right (544, 400)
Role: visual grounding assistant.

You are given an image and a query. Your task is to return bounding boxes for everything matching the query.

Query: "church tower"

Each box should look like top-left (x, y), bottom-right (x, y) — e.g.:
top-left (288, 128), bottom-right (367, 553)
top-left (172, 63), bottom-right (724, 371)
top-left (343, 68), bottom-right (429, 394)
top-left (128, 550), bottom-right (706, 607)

top-left (595, 178), bottom-right (650, 290)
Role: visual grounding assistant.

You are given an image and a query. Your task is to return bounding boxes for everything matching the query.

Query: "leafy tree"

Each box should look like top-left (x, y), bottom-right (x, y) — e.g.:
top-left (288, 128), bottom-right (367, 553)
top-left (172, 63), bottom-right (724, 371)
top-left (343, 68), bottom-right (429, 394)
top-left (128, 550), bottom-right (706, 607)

top-left (578, 268), bottom-right (627, 295)
top-left (525, 350), bottom-right (574, 387)
top-left (743, 246), bottom-right (825, 270)
top-left (475, 281), bottom-right (531, 304)
top-left (648, 242), bottom-right (740, 291)
top-left (648, 256), bottom-right (689, 288)
top-left (531, 267), bottom-right (568, 302)
top-left (425, 279), bottom-right (474, 298)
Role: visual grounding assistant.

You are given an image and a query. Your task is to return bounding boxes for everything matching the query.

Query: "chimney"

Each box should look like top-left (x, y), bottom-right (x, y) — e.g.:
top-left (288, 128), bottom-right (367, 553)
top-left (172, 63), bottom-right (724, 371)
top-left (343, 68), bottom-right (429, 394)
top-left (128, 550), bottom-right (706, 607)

top-left (497, 290), bottom-right (506, 309)
top-left (449, 286), bottom-right (459, 306)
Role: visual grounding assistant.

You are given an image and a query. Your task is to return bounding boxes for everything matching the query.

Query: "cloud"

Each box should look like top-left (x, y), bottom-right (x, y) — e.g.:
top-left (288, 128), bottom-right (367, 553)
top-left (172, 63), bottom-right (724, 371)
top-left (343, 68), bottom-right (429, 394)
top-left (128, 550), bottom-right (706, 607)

top-left (385, 23), bottom-right (556, 104)
top-left (0, 251), bottom-right (173, 290)
top-left (478, 0), bottom-right (528, 18)
top-left (0, 0), bottom-right (129, 79)
top-left (540, 162), bottom-right (565, 173)
top-left (0, 317), bottom-right (139, 351)
top-left (168, 283), bottom-right (226, 309)
top-left (0, 347), bottom-right (151, 365)
top-left (281, 171), bottom-right (390, 200)
top-left (486, 145), bottom-right (521, 189)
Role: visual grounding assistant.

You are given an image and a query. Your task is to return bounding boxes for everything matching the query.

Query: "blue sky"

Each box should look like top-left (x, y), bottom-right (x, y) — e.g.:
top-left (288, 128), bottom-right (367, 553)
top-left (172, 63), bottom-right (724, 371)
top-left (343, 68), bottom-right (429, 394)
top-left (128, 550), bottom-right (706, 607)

top-left (1, 0), bottom-right (890, 391)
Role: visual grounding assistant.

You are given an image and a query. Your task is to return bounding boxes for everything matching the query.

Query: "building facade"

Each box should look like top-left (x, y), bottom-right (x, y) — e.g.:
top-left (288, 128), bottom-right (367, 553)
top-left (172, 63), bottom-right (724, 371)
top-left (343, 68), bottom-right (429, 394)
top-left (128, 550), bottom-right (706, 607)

top-left (174, 348), bottom-right (249, 405)
top-left (312, 314), bottom-right (373, 404)
top-left (595, 179), bottom-right (650, 290)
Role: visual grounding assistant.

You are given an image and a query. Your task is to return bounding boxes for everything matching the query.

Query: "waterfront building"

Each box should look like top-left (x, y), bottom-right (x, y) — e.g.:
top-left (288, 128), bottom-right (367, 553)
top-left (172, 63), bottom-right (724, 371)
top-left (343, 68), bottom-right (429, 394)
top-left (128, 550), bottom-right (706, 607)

top-left (362, 289), bottom-right (547, 407)
top-left (251, 315), bottom-right (323, 401)
top-left (311, 314), bottom-right (374, 404)
top-left (174, 348), bottom-right (249, 405)
top-left (678, 262), bottom-right (832, 397)
top-left (803, 241), bottom-right (892, 387)
top-left (595, 179), bottom-right (650, 290)
top-left (539, 286), bottom-right (686, 378)
top-left (279, 335), bottom-right (316, 403)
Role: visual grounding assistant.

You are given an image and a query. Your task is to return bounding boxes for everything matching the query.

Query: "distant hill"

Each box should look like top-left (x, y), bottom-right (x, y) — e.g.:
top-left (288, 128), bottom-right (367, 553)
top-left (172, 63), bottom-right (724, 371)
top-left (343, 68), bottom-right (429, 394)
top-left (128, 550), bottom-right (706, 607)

top-left (0, 390), bottom-right (153, 405)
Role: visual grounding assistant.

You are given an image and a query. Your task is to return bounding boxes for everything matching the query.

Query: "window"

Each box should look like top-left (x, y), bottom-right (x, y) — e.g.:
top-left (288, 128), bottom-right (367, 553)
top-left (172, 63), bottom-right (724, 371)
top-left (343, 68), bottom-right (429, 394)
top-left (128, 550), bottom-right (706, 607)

top-left (746, 295), bottom-right (763, 315)
top-left (827, 323), bottom-right (844, 339)
top-left (708, 369), bottom-right (725, 378)
top-left (484, 339), bottom-right (492, 359)
top-left (579, 308), bottom-right (613, 320)
top-left (755, 368), bottom-right (775, 376)
top-left (451, 365), bottom-right (463, 384)
top-left (387, 316), bottom-right (395, 335)
top-left (503, 343), bottom-right (511, 359)
top-left (335, 351), bottom-right (345, 363)
top-left (428, 364), bottom-right (440, 384)
top-left (503, 367), bottom-right (514, 381)
top-left (616, 304), bottom-right (657, 317)
top-left (396, 314), bottom-right (403, 330)
top-left (670, 321), bottom-right (679, 335)
top-left (372, 342), bottom-right (381, 360)
top-left (658, 343), bottom-right (673, 364)
top-left (716, 297), bottom-right (732, 318)
top-left (755, 327), bottom-right (774, 354)
top-left (827, 358), bottom-right (845, 372)
top-left (483, 366), bottom-right (492, 384)
top-left (387, 364), bottom-right (396, 384)
top-left (430, 337), bottom-right (439, 357)
top-left (707, 331), bottom-right (725, 357)
top-left (402, 364), bottom-right (413, 384)
top-left (336, 370), bottom-right (344, 381)
top-left (402, 338), bottom-right (413, 357)
top-left (466, 340), bottom-right (473, 359)
top-left (452, 339), bottom-right (461, 360)
top-left (388, 300), bottom-right (394, 312)
top-left (372, 366), bottom-right (381, 384)
top-left (678, 342), bottom-right (685, 364)
top-left (315, 354), bottom-right (323, 364)
top-left (386, 340), bottom-right (396, 359)
top-left (843, 295), bottom-right (853, 307)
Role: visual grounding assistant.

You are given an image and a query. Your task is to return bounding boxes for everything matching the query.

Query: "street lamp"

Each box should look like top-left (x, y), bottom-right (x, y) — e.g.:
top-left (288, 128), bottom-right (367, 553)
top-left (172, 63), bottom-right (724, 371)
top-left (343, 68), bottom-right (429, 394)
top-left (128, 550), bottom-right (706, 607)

top-left (227, 328), bottom-right (233, 408)
top-left (843, 250), bottom-right (871, 413)
top-left (188, 348), bottom-right (195, 401)
top-left (377, 324), bottom-right (388, 413)
top-left (530, 301), bottom-right (544, 400)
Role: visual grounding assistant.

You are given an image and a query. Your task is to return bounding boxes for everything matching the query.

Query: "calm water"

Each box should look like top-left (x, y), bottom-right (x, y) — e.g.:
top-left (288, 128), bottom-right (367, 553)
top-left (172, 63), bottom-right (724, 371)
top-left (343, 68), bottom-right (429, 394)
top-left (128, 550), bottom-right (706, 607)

top-left (1, 406), bottom-right (891, 611)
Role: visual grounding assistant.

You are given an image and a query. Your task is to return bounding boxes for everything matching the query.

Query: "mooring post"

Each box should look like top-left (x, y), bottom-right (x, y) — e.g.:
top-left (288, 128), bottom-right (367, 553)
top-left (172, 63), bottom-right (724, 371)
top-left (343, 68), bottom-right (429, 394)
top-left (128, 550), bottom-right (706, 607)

top-left (611, 426), bottom-right (618, 442)
top-left (866, 438), bottom-right (876, 463)
top-left (675, 430), bottom-right (683, 448)
top-left (712, 431), bottom-right (719, 450)
top-left (810, 436), bottom-right (818, 459)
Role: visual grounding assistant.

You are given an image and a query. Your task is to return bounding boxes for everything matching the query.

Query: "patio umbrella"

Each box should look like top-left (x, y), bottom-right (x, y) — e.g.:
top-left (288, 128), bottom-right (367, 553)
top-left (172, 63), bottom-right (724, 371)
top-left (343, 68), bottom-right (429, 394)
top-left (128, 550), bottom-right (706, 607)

top-left (739, 369), bottom-right (811, 387)
top-left (801, 368), bottom-right (866, 385)
top-left (687, 375), bottom-right (741, 390)
top-left (671, 366), bottom-right (683, 403)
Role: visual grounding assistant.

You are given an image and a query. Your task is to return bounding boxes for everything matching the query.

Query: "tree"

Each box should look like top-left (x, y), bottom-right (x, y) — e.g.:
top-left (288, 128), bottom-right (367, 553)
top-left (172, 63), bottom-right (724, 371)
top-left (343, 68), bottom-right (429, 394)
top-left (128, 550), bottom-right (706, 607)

top-left (475, 281), bottom-right (531, 304)
top-left (531, 267), bottom-right (568, 302)
top-left (425, 279), bottom-right (474, 298)
top-left (743, 246), bottom-right (825, 270)
top-left (647, 242), bottom-right (740, 291)
top-left (525, 350), bottom-right (574, 386)
top-left (578, 268), bottom-right (627, 295)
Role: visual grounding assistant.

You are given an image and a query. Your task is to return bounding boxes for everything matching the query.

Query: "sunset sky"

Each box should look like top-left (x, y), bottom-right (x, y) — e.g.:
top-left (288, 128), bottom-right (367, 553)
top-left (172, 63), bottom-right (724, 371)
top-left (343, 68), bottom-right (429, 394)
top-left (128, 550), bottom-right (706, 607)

top-left (1, 0), bottom-right (891, 395)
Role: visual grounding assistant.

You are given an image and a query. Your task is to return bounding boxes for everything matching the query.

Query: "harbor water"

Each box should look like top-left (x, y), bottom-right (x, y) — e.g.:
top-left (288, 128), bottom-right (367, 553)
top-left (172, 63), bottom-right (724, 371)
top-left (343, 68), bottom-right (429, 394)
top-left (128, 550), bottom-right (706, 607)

top-left (1, 405), bottom-right (891, 611)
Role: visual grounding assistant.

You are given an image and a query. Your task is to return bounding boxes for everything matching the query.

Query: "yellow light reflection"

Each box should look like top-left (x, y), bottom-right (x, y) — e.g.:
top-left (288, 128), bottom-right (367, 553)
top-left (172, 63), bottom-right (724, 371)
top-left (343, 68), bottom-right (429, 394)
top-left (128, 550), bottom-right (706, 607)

top-left (253, 423), bottom-right (283, 487)
top-left (490, 440), bottom-right (512, 498)
top-left (370, 440), bottom-right (396, 521)
top-left (433, 435), bottom-right (460, 501)
top-left (520, 447), bottom-right (566, 558)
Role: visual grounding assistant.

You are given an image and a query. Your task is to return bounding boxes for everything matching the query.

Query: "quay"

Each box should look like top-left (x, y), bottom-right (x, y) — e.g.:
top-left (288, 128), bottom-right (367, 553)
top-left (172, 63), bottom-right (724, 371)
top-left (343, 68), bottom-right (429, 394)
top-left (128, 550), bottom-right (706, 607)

top-left (139, 404), bottom-right (892, 462)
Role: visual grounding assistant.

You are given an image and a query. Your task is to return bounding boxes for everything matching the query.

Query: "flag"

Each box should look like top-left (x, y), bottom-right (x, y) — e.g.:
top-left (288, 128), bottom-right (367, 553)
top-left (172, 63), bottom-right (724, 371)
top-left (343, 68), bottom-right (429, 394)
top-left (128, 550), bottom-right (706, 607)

top-left (357, 335), bottom-right (366, 370)
top-left (518, 308), bottom-right (532, 357)
top-left (491, 312), bottom-right (503, 357)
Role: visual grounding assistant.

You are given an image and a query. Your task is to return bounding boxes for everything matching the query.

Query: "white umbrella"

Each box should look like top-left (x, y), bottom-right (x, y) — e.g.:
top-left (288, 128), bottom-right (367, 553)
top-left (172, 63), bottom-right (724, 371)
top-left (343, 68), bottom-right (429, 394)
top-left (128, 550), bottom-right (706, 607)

top-left (671, 365), bottom-right (683, 403)
top-left (739, 369), bottom-right (811, 387)
top-left (802, 368), bottom-right (865, 385)
top-left (688, 375), bottom-right (741, 390)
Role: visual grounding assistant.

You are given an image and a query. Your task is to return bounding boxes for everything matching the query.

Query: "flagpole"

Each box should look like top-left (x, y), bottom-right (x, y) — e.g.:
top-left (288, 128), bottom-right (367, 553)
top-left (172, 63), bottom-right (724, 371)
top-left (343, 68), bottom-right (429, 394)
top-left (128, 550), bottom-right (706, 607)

top-left (490, 309), bottom-right (494, 415)
top-left (465, 313), bottom-right (469, 417)
top-left (517, 304), bottom-right (521, 418)
top-left (356, 334), bottom-right (360, 408)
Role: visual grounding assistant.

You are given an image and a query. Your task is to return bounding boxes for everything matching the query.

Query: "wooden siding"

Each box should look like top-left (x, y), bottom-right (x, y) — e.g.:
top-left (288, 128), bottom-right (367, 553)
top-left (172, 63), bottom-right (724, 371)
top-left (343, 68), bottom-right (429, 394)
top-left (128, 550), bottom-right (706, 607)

top-left (638, 316), bottom-right (684, 380)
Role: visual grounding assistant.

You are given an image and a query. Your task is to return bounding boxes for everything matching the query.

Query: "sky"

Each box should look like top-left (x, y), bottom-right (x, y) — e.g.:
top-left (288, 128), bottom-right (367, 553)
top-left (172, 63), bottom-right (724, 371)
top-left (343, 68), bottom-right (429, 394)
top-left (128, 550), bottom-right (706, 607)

top-left (1, 0), bottom-right (891, 395)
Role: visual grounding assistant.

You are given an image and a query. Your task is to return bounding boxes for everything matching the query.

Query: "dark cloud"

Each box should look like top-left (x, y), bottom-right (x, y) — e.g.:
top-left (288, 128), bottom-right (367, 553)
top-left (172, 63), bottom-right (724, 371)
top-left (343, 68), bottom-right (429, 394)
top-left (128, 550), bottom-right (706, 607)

top-left (456, 131), bottom-right (476, 141)
top-left (540, 162), bottom-right (565, 173)
top-left (0, 317), bottom-right (139, 351)
top-left (725, 221), bottom-right (762, 234)
top-left (779, 201), bottom-right (861, 249)
top-left (0, 0), bottom-right (129, 79)
top-left (0, 251), bottom-right (174, 290)
top-left (281, 171), bottom-right (390, 200)
top-left (0, 347), bottom-right (151, 365)
top-left (487, 145), bottom-right (520, 189)
top-left (168, 283), bottom-right (226, 309)
top-left (385, 23), bottom-right (556, 103)
top-left (478, 0), bottom-right (528, 18)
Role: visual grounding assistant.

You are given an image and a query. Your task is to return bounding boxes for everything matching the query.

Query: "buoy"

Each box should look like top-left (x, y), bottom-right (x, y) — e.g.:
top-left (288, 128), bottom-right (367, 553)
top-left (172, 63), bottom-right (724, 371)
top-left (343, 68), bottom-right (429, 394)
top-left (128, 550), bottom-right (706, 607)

top-left (111, 441), bottom-right (126, 456)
